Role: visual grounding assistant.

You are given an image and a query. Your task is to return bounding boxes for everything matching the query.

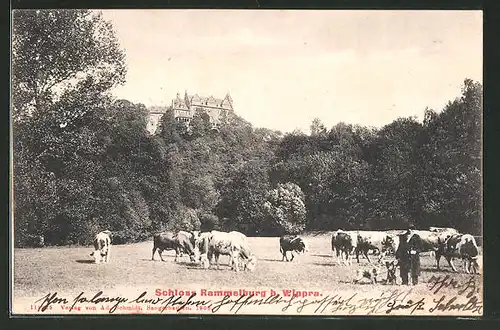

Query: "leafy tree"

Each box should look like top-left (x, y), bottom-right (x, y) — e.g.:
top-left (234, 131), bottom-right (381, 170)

top-left (310, 117), bottom-right (327, 137)
top-left (263, 182), bottom-right (307, 235)
top-left (12, 9), bottom-right (126, 121)
top-left (365, 117), bottom-right (424, 229)
top-left (412, 79), bottom-right (482, 234)
top-left (216, 160), bottom-right (271, 235)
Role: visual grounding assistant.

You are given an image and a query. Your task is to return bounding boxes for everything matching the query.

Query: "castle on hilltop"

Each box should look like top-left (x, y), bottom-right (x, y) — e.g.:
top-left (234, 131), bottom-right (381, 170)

top-left (146, 91), bottom-right (234, 134)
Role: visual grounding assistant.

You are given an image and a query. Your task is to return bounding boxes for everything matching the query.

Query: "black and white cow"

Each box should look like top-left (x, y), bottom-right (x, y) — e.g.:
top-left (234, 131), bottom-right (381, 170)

top-left (90, 230), bottom-right (112, 264)
top-left (442, 233), bottom-right (481, 274)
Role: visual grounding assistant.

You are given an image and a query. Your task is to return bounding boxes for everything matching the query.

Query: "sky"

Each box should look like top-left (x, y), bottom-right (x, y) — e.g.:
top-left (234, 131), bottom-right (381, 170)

top-left (100, 10), bottom-right (482, 134)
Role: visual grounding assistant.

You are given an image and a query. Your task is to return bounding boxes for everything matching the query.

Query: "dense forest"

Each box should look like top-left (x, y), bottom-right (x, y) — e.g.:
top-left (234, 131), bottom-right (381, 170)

top-left (12, 10), bottom-right (482, 247)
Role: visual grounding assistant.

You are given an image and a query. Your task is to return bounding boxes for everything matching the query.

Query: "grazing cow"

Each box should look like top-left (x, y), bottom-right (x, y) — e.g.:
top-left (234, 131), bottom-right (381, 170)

top-left (176, 231), bottom-right (198, 263)
top-left (280, 235), bottom-right (307, 262)
top-left (196, 231), bottom-right (257, 272)
top-left (331, 230), bottom-right (357, 265)
top-left (442, 233), bottom-right (480, 274)
top-left (151, 232), bottom-right (178, 262)
top-left (406, 229), bottom-right (457, 270)
top-left (355, 231), bottom-right (398, 264)
top-left (90, 230), bottom-right (111, 264)
top-left (229, 231), bottom-right (253, 269)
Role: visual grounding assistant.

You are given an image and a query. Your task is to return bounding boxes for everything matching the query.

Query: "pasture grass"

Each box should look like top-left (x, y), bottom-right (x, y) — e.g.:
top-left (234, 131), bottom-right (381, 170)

top-left (13, 234), bottom-right (482, 300)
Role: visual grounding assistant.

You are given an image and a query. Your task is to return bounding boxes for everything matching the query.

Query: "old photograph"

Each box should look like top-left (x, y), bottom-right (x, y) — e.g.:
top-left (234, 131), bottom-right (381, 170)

top-left (10, 9), bottom-right (483, 316)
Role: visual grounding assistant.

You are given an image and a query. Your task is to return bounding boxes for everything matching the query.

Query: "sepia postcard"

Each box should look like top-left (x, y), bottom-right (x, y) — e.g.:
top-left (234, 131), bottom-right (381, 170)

top-left (10, 9), bottom-right (483, 316)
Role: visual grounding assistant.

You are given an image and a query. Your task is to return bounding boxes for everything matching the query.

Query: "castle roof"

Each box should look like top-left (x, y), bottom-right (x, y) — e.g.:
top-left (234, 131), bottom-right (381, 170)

top-left (185, 92), bottom-right (233, 109)
top-left (148, 105), bottom-right (170, 114)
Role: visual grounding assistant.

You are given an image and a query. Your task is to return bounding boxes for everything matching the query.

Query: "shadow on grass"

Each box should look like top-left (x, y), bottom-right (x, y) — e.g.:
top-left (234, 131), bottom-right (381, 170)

top-left (75, 259), bottom-right (94, 264)
top-left (312, 262), bottom-right (333, 267)
top-left (177, 261), bottom-right (199, 267)
top-left (185, 266), bottom-right (230, 271)
top-left (421, 267), bottom-right (452, 273)
top-left (260, 258), bottom-right (282, 262)
top-left (312, 254), bottom-right (332, 258)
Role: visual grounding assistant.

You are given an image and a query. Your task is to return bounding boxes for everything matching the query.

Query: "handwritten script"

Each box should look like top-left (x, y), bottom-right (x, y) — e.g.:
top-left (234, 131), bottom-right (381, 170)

top-left (32, 276), bottom-right (482, 315)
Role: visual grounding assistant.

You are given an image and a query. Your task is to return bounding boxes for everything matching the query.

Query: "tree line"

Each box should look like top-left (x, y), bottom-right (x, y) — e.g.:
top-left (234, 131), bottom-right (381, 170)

top-left (12, 10), bottom-right (482, 247)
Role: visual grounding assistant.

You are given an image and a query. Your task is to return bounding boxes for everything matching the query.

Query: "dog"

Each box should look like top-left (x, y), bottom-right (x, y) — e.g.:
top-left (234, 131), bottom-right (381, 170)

top-left (354, 266), bottom-right (381, 284)
top-left (384, 260), bottom-right (398, 285)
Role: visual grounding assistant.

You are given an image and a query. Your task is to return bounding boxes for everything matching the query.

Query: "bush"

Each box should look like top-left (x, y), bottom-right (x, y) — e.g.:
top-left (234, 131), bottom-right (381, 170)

top-left (263, 182), bottom-right (307, 235)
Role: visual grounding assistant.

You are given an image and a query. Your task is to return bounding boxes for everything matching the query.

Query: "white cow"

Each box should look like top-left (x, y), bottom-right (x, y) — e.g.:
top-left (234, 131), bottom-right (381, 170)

top-left (429, 226), bottom-right (459, 235)
top-left (196, 230), bottom-right (257, 272)
top-left (90, 230), bottom-right (111, 264)
top-left (355, 230), bottom-right (401, 264)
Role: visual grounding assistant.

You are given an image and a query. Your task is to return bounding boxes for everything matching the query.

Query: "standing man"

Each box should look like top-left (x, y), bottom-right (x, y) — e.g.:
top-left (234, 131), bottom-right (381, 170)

top-left (408, 232), bottom-right (423, 285)
top-left (396, 230), bottom-right (411, 285)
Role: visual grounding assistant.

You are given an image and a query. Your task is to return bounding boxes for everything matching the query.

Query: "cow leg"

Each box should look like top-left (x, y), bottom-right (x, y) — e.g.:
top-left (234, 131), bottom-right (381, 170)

top-left (159, 249), bottom-right (165, 262)
top-left (152, 247), bottom-right (157, 261)
top-left (231, 251), bottom-right (239, 272)
top-left (290, 251), bottom-right (295, 262)
top-left (174, 247), bottom-right (180, 263)
top-left (335, 249), bottom-right (341, 265)
top-left (339, 250), bottom-right (345, 265)
top-left (435, 251), bottom-right (441, 270)
top-left (471, 259), bottom-right (479, 274)
top-left (446, 256), bottom-right (458, 272)
top-left (355, 249), bottom-right (360, 264)
top-left (463, 259), bottom-right (470, 274)
top-left (364, 251), bottom-right (371, 264)
top-left (215, 254), bottom-right (220, 270)
top-left (105, 249), bottom-right (110, 263)
top-left (280, 247), bottom-right (286, 261)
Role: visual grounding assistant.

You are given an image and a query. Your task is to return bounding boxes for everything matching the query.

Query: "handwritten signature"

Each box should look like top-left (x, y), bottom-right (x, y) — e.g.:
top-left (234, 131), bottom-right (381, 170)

top-left (427, 275), bottom-right (480, 298)
top-left (32, 275), bottom-right (482, 315)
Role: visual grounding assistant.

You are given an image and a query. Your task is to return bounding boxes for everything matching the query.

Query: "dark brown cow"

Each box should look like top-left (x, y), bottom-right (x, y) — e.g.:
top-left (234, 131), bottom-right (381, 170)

top-left (279, 235), bottom-right (308, 262)
top-left (152, 232), bottom-right (178, 262)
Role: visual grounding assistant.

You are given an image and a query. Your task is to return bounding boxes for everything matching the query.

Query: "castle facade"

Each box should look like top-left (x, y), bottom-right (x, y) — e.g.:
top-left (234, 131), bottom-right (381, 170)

top-left (146, 91), bottom-right (234, 134)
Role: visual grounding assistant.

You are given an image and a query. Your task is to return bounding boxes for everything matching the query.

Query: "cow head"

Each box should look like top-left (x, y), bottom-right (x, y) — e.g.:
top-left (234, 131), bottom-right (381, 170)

top-left (91, 249), bottom-right (102, 263)
top-left (291, 236), bottom-right (307, 253)
top-left (299, 239), bottom-right (308, 253)
top-left (200, 254), bottom-right (210, 269)
top-left (245, 255), bottom-right (257, 272)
